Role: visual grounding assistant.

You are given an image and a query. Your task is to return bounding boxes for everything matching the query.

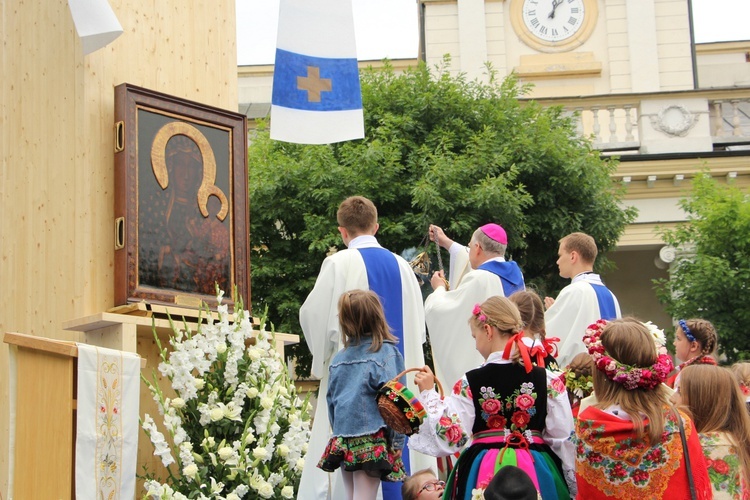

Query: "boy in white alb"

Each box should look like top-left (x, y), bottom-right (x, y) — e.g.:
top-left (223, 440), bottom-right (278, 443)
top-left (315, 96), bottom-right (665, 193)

top-left (298, 196), bottom-right (430, 500)
top-left (544, 232), bottom-right (621, 368)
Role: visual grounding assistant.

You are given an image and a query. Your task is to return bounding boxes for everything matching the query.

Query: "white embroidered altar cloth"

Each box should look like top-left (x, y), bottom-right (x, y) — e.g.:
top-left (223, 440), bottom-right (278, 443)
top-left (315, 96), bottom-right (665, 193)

top-left (75, 344), bottom-right (140, 499)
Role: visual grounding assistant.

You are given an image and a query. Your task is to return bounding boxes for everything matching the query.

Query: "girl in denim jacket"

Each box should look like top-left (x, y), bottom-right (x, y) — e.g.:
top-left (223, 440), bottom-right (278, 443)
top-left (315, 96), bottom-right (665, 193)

top-left (317, 289), bottom-right (407, 499)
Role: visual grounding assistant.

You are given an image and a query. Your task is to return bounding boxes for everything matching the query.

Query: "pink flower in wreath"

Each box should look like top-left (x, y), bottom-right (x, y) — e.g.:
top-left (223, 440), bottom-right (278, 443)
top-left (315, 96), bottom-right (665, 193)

top-left (515, 394), bottom-right (535, 410)
top-left (481, 398), bottom-right (501, 415)
top-left (439, 416), bottom-right (452, 427)
top-left (445, 424), bottom-right (464, 444)
top-left (487, 414), bottom-right (506, 429)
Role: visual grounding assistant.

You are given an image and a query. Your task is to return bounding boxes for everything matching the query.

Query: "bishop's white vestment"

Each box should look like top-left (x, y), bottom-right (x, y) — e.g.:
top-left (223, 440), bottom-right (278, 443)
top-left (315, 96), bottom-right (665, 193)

top-left (545, 272), bottom-right (621, 368)
top-left (298, 235), bottom-right (430, 500)
top-left (425, 243), bottom-right (525, 391)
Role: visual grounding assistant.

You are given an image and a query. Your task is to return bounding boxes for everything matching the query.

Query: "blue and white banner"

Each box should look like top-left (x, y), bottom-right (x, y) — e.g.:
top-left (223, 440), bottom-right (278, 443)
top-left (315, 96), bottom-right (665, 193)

top-left (271, 0), bottom-right (365, 144)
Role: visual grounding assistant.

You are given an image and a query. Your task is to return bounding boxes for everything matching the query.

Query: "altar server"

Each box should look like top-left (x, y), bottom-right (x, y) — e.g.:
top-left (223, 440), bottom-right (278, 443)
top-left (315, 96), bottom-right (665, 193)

top-left (299, 196), bottom-right (429, 500)
top-left (544, 232), bottom-right (621, 367)
top-left (426, 224), bottom-right (525, 389)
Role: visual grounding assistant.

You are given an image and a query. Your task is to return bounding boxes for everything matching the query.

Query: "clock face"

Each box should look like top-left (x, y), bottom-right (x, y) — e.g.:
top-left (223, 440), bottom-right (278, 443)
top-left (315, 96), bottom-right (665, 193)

top-left (522, 0), bottom-right (585, 42)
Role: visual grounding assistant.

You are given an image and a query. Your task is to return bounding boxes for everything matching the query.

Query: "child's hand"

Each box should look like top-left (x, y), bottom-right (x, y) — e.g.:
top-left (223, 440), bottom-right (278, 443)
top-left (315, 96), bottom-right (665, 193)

top-left (414, 366), bottom-right (435, 392)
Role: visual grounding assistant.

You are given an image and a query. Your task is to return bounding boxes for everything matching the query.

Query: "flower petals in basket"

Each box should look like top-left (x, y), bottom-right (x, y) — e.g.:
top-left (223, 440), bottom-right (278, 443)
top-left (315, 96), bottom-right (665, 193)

top-left (376, 368), bottom-right (443, 436)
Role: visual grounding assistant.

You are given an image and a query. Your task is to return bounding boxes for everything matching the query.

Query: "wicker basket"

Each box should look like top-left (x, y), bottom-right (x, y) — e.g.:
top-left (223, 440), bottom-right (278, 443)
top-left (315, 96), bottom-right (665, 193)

top-left (377, 368), bottom-right (443, 436)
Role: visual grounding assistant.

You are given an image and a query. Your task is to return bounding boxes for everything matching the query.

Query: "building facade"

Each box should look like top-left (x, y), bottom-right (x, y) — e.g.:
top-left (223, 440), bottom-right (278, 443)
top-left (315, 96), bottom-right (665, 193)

top-left (238, 0), bottom-right (749, 328)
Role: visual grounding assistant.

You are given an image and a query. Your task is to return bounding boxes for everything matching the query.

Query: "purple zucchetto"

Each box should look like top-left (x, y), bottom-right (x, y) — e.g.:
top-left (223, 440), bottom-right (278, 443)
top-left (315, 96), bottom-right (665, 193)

top-left (479, 223), bottom-right (508, 245)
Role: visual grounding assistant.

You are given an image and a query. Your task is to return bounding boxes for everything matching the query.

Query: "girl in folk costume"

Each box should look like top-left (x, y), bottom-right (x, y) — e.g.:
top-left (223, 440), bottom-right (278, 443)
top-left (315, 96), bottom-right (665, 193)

top-left (731, 362), bottom-right (750, 413)
top-left (677, 364), bottom-right (750, 500)
top-left (574, 318), bottom-right (712, 500)
top-left (410, 297), bottom-right (576, 500)
top-left (317, 290), bottom-right (407, 500)
top-left (667, 318), bottom-right (718, 389)
top-left (509, 290), bottom-right (561, 373)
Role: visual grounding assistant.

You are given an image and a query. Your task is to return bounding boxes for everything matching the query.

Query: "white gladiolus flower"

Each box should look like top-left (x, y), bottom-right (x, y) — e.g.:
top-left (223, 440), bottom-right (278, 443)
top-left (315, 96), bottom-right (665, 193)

top-left (141, 290), bottom-right (310, 499)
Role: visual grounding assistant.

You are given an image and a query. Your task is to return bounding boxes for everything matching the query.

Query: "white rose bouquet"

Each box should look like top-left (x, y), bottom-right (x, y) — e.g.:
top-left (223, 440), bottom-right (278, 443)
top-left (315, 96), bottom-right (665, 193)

top-left (141, 290), bottom-right (311, 499)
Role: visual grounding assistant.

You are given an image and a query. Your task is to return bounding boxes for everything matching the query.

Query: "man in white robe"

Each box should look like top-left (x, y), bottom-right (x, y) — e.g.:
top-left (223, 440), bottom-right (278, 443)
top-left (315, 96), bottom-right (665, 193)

top-left (298, 196), bottom-right (430, 500)
top-left (425, 224), bottom-right (525, 390)
top-left (544, 232), bottom-right (621, 368)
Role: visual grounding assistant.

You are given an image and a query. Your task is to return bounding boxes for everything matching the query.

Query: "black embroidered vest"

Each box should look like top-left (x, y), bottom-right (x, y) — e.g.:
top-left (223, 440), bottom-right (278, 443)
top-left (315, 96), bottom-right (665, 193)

top-left (465, 363), bottom-right (548, 435)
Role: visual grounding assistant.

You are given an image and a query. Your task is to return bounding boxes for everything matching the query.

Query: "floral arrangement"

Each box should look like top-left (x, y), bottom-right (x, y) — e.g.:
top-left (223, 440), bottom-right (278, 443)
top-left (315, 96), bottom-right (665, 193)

top-left (564, 370), bottom-right (594, 401)
top-left (642, 321), bottom-right (667, 352)
top-left (141, 291), bottom-right (312, 499)
top-left (583, 319), bottom-right (673, 391)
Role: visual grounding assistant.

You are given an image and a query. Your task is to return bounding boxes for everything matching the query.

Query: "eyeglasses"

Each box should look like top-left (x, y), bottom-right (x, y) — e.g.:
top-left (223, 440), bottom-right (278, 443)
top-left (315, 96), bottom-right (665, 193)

top-left (418, 480), bottom-right (446, 496)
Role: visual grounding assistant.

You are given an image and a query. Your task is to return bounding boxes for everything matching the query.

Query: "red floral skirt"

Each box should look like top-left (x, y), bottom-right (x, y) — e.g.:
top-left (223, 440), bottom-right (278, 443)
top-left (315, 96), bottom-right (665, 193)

top-left (317, 428), bottom-right (406, 481)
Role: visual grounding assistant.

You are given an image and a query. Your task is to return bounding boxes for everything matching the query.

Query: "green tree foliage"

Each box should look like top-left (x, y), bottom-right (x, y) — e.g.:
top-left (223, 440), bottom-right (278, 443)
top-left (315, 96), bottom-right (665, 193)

top-left (249, 60), bottom-right (635, 374)
top-left (654, 172), bottom-right (750, 362)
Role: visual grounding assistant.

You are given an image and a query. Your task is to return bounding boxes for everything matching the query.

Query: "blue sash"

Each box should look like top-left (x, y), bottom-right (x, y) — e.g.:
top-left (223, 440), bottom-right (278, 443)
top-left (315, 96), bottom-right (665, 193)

top-left (358, 248), bottom-right (410, 498)
top-left (477, 260), bottom-right (525, 296)
top-left (591, 284), bottom-right (617, 320)
top-left (357, 248), bottom-right (404, 355)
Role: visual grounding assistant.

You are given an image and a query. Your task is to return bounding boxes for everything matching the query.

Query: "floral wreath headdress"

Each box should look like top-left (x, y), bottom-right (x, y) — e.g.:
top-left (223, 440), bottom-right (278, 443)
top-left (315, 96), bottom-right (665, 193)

top-left (582, 319), bottom-right (673, 391)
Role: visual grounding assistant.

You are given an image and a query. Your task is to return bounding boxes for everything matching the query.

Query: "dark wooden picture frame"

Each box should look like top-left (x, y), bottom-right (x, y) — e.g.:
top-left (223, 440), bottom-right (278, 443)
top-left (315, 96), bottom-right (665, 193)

top-left (114, 83), bottom-right (250, 310)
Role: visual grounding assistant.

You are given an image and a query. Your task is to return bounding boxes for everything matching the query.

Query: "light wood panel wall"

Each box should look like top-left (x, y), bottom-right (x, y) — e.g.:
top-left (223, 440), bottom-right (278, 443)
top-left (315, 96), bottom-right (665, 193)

top-left (0, 0), bottom-right (239, 496)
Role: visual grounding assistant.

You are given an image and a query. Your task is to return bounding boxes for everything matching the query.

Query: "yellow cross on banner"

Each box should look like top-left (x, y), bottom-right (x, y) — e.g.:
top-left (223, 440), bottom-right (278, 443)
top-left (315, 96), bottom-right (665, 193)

top-left (297, 66), bottom-right (332, 103)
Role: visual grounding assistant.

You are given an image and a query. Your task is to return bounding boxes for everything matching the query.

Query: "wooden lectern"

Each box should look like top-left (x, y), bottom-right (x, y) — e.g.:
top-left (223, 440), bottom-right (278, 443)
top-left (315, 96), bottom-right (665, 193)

top-left (5, 333), bottom-right (78, 498)
top-left (3, 332), bottom-right (146, 499)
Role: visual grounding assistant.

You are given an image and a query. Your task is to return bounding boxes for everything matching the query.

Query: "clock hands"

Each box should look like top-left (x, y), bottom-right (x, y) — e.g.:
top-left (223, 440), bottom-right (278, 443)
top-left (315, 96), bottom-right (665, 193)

top-left (548, 0), bottom-right (563, 19)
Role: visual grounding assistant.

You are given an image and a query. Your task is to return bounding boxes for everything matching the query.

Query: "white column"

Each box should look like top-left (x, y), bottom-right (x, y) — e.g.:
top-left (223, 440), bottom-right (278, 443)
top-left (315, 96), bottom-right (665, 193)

top-left (457, 0), bottom-right (489, 81)
top-left (626, 0), bottom-right (660, 92)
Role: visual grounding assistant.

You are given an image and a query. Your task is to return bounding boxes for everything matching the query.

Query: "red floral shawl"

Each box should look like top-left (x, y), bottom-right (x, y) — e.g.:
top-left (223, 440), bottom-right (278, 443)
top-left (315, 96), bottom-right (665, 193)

top-left (574, 405), bottom-right (712, 500)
